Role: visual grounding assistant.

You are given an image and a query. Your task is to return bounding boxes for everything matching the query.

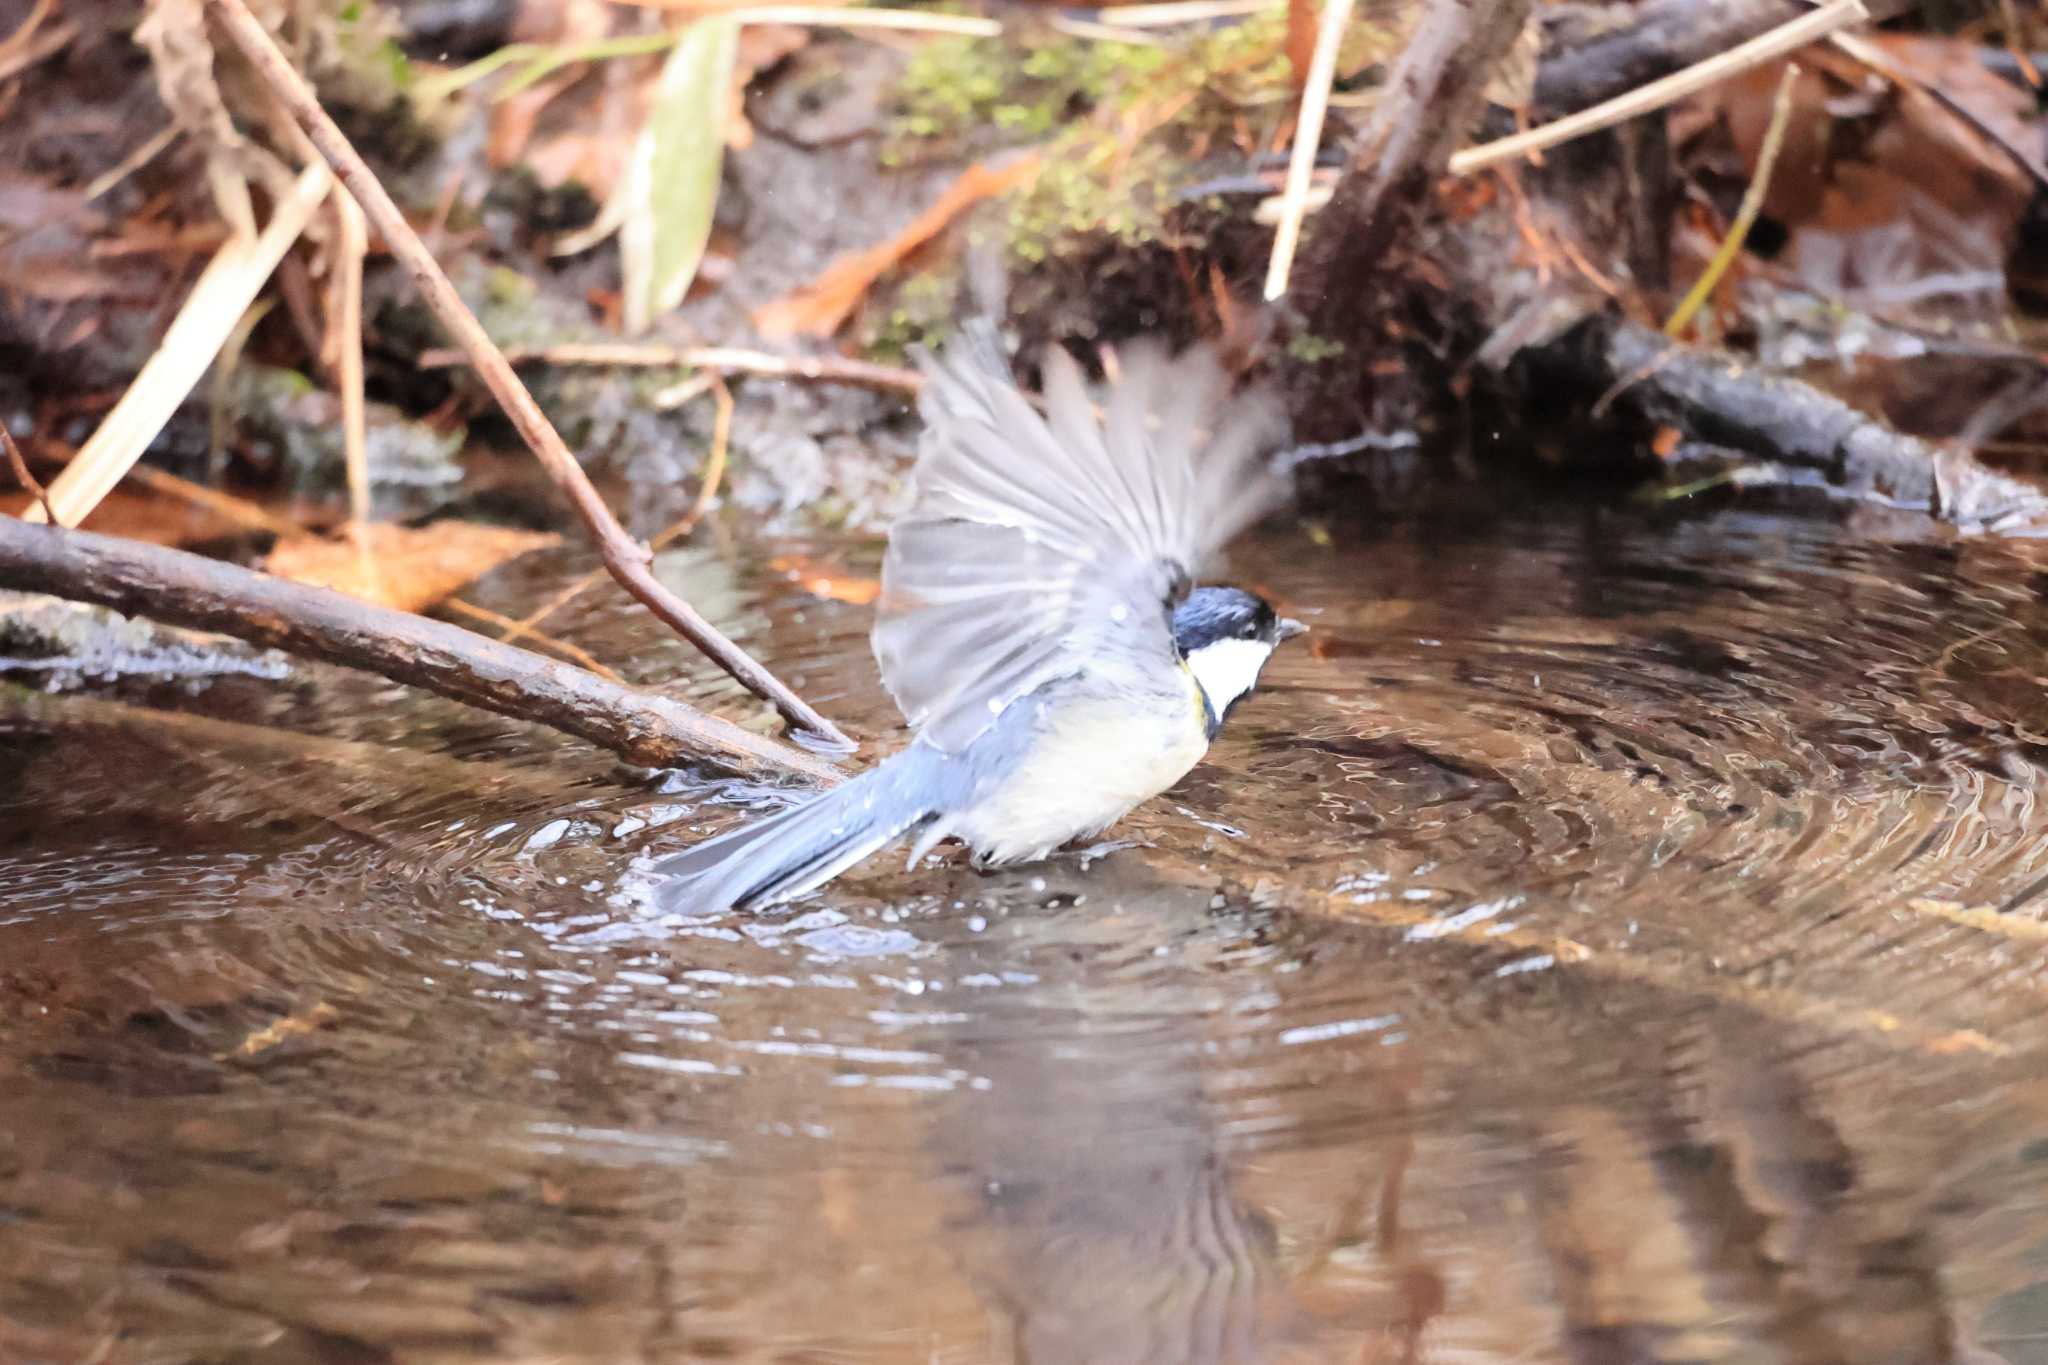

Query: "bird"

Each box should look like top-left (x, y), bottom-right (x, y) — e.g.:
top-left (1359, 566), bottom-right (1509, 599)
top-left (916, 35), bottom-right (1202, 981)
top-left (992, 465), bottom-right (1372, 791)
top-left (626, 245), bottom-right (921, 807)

top-left (647, 320), bottom-right (1303, 915)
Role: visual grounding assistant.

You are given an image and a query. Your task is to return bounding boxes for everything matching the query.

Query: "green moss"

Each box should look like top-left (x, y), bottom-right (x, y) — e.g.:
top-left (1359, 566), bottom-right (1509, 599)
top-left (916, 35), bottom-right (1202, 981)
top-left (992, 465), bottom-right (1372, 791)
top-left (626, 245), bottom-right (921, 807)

top-left (1285, 333), bottom-right (1347, 363)
top-left (879, 12), bottom-right (1408, 307)
top-left (866, 269), bottom-right (962, 363)
top-left (886, 30), bottom-right (1170, 162)
top-left (484, 266), bottom-right (538, 309)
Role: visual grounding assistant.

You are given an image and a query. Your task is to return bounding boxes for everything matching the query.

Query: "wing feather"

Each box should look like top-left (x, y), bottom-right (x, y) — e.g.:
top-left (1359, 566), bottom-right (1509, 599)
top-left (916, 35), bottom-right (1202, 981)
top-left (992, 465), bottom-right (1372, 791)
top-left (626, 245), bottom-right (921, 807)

top-left (873, 322), bottom-right (1287, 751)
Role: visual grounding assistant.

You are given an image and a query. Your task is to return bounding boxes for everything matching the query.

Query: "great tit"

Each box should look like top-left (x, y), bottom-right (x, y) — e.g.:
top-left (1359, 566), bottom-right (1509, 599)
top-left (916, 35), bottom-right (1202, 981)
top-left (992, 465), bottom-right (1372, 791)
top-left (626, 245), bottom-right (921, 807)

top-left (649, 320), bottom-right (1303, 914)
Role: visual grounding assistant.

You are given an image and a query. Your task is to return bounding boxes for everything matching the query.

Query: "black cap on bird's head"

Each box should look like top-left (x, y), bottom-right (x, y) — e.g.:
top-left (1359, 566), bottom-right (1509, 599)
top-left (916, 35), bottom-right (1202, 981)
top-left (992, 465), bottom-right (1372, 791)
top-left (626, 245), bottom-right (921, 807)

top-left (1172, 586), bottom-right (1306, 735)
top-left (1171, 586), bottom-right (1305, 655)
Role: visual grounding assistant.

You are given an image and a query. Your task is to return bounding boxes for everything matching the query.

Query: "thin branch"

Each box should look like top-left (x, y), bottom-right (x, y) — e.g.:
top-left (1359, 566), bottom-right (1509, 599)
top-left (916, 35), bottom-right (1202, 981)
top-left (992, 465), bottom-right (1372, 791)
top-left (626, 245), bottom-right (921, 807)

top-left (496, 399), bottom-right (736, 652)
top-left (1094, 0), bottom-right (1278, 26)
top-left (206, 0), bottom-right (853, 750)
top-left (418, 341), bottom-right (924, 395)
top-left (83, 126), bottom-right (180, 202)
top-left (1262, 0), bottom-right (1869, 225)
top-left (2, 427), bottom-right (55, 524)
top-left (332, 184), bottom-right (371, 525)
top-left (440, 596), bottom-right (625, 681)
top-left (691, 375), bottom-right (735, 526)
top-left (1448, 0), bottom-right (1866, 176)
top-left (1262, 0), bottom-right (1355, 301)
top-left (1663, 62), bottom-right (1800, 336)
top-left (0, 517), bottom-right (841, 785)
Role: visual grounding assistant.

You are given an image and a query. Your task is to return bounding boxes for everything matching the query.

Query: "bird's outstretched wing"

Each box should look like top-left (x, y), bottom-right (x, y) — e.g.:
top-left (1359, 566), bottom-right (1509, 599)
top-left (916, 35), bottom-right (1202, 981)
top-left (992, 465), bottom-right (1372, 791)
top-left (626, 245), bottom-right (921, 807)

top-left (874, 322), bottom-right (1287, 752)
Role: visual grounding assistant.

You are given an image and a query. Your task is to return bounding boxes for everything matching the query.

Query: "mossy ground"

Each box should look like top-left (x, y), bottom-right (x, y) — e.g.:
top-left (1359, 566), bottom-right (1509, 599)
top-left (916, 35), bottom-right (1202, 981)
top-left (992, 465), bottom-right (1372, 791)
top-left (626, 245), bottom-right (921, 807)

top-left (867, 12), bottom-right (1403, 350)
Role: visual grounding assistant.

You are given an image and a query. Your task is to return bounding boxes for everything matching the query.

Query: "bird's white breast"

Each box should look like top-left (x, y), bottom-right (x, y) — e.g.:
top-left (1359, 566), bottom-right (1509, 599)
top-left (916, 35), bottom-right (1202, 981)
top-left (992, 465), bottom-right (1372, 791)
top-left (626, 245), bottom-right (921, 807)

top-left (949, 670), bottom-right (1210, 866)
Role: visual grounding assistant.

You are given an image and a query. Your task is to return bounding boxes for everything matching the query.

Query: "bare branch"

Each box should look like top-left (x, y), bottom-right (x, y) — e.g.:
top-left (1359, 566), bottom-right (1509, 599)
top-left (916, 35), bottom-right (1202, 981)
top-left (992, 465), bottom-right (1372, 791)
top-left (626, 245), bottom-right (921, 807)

top-left (204, 0), bottom-right (853, 750)
top-left (0, 518), bottom-right (843, 786)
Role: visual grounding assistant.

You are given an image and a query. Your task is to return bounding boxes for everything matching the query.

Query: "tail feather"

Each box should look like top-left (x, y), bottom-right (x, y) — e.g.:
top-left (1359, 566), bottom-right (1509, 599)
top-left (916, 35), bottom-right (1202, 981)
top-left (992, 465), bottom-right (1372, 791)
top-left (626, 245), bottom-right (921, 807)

top-left (647, 766), bottom-right (930, 915)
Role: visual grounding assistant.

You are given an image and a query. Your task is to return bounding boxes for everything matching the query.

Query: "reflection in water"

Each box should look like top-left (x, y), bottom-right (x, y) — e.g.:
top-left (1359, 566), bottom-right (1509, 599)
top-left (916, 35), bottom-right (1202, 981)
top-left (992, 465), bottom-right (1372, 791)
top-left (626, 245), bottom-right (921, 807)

top-left (4, 492), bottom-right (2048, 1361)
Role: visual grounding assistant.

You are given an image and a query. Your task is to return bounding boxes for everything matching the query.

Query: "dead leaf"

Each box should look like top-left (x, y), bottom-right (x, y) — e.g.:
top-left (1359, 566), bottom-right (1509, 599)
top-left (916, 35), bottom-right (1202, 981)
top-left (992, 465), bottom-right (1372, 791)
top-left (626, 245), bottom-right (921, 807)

top-left (754, 153), bottom-right (1043, 339)
top-left (263, 521), bottom-right (560, 612)
top-left (769, 554), bottom-right (880, 605)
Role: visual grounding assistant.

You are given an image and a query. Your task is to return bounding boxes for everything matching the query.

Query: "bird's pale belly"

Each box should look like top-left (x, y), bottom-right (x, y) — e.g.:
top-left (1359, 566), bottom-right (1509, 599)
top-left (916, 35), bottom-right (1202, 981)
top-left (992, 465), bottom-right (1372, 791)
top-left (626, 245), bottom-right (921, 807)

top-left (949, 677), bottom-right (1210, 866)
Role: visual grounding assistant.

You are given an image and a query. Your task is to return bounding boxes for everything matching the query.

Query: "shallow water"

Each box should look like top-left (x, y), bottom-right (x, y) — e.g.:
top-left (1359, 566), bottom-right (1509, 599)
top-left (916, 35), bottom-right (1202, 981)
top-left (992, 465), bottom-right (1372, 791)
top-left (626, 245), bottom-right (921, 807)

top-left (4, 488), bottom-right (2048, 1363)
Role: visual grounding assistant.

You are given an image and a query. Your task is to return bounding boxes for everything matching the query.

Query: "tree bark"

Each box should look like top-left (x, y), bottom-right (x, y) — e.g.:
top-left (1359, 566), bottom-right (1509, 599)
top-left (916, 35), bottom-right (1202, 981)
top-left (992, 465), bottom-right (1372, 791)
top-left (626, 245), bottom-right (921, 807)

top-left (0, 518), bottom-right (844, 786)
top-left (1297, 0), bottom-right (1536, 338)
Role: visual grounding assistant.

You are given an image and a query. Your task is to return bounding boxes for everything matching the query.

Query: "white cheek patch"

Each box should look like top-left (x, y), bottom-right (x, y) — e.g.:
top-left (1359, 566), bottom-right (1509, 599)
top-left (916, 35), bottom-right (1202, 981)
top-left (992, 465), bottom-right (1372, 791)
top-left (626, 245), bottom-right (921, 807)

top-left (1185, 637), bottom-right (1275, 718)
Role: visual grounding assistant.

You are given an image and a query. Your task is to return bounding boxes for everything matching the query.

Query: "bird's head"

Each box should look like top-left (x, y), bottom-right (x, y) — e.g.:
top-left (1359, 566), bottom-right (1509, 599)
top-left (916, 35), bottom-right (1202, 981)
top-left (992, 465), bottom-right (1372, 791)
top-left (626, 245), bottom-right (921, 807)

top-left (1171, 586), bottom-right (1305, 734)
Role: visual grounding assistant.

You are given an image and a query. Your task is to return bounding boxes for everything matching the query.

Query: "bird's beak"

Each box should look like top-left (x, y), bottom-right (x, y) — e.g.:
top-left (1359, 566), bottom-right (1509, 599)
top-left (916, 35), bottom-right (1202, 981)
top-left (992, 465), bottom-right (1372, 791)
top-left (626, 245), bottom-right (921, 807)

top-left (1276, 617), bottom-right (1308, 642)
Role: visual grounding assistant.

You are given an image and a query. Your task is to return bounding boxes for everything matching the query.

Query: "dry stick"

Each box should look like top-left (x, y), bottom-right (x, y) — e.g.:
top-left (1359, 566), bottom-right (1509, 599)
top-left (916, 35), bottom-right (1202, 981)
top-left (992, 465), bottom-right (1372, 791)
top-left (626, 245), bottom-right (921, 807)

top-left (418, 342), bottom-right (924, 396)
top-left (1260, 0), bottom-right (1870, 223)
top-left (1663, 63), bottom-right (1800, 337)
top-left (1261, 0), bottom-right (1356, 301)
top-left (1827, 27), bottom-right (2048, 189)
top-left (32, 162), bottom-right (333, 527)
top-left (495, 383), bottom-right (736, 652)
top-left (0, 518), bottom-right (841, 785)
top-left (332, 185), bottom-right (371, 526)
top-left (690, 375), bottom-right (736, 526)
top-left (2, 427), bottom-right (56, 524)
top-left (440, 596), bottom-right (625, 681)
top-left (205, 0), bottom-right (853, 750)
top-left (1448, 0), bottom-right (1865, 176)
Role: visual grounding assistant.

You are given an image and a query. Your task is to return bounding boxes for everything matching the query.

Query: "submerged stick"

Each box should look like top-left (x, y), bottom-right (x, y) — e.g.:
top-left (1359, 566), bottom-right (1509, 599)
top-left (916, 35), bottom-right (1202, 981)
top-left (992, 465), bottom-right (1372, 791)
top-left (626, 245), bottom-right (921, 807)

top-left (205, 0), bottom-right (853, 751)
top-left (0, 519), bottom-right (842, 785)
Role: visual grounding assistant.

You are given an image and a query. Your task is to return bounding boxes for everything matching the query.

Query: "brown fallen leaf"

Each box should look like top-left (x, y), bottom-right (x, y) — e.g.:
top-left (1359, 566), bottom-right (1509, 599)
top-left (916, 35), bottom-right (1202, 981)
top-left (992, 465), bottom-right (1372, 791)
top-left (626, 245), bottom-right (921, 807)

top-left (263, 521), bottom-right (560, 613)
top-left (769, 553), bottom-right (881, 605)
top-left (753, 153), bottom-right (1044, 339)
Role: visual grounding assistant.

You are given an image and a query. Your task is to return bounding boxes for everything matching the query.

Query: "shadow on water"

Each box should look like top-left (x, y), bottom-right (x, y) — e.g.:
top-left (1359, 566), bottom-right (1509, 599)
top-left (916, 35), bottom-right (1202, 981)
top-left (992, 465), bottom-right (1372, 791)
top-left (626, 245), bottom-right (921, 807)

top-left (5, 485), bottom-right (2048, 1362)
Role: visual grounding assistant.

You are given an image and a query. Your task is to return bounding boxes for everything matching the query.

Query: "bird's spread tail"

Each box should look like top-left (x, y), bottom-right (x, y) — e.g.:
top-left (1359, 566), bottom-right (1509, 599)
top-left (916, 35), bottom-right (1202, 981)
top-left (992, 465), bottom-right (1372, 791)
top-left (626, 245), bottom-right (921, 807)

top-left (646, 765), bottom-right (932, 916)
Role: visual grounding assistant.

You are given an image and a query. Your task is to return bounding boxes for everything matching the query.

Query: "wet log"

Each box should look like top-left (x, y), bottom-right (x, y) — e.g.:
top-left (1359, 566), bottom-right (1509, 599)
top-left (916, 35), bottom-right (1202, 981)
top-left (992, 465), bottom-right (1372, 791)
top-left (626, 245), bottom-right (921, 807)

top-left (0, 518), bottom-right (844, 786)
top-left (1551, 316), bottom-right (2048, 532)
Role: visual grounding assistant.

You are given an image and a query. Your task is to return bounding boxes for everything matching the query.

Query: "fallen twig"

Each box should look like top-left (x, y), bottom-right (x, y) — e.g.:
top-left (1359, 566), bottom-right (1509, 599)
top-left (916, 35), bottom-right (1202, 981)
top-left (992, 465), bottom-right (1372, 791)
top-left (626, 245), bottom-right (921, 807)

top-left (1449, 0), bottom-right (1866, 176)
top-left (417, 342), bottom-right (924, 395)
top-left (1531, 0), bottom-right (1911, 116)
top-left (440, 596), bottom-right (624, 681)
top-left (1261, 0), bottom-right (1355, 302)
top-left (1262, 0), bottom-right (1869, 224)
top-left (331, 185), bottom-right (371, 526)
top-left (2, 427), bottom-right (55, 524)
top-left (207, 0), bottom-right (852, 750)
top-left (1559, 317), bottom-right (2048, 533)
top-left (0, 518), bottom-right (841, 784)
top-left (1663, 62), bottom-right (1800, 336)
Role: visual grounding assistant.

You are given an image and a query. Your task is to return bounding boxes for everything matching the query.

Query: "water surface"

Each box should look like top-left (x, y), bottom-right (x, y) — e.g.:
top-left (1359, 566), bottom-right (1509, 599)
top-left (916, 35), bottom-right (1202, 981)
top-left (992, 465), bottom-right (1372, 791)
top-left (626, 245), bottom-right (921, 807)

top-left (5, 489), bottom-right (2048, 1363)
